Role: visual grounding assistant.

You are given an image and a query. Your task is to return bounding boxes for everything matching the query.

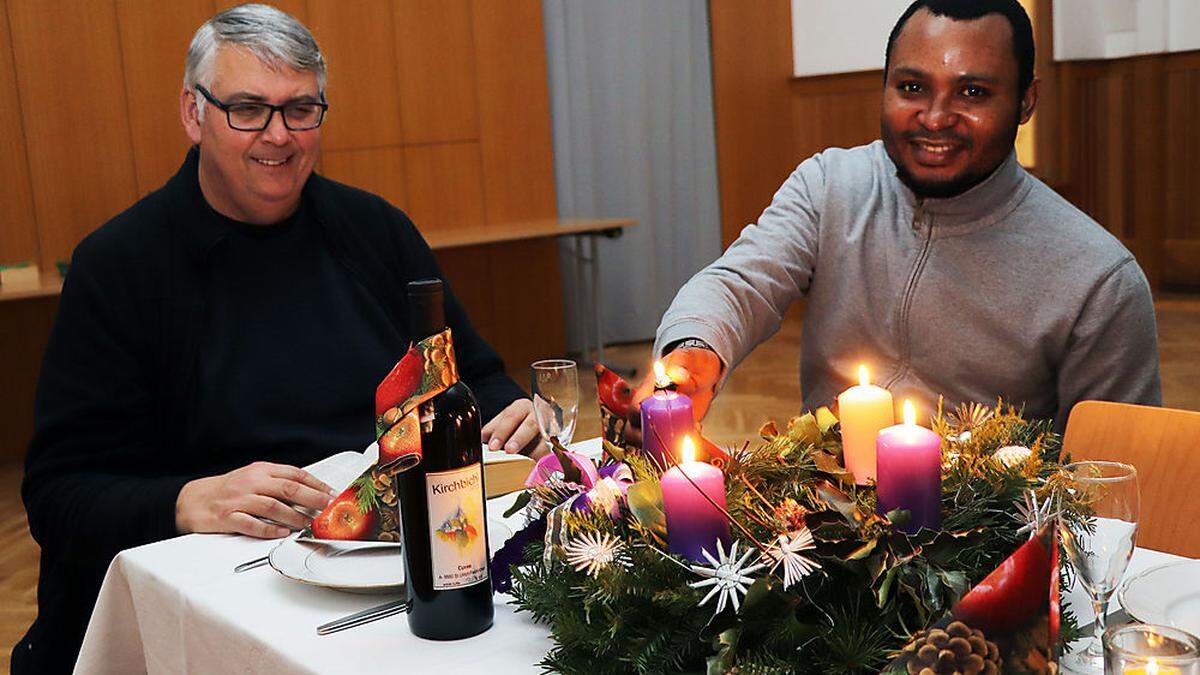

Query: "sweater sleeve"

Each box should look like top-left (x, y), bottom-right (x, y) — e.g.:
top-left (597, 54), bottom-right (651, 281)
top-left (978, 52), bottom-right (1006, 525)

top-left (653, 158), bottom-right (824, 377)
top-left (1054, 258), bottom-right (1162, 430)
top-left (389, 212), bottom-right (527, 423)
top-left (22, 241), bottom-right (191, 568)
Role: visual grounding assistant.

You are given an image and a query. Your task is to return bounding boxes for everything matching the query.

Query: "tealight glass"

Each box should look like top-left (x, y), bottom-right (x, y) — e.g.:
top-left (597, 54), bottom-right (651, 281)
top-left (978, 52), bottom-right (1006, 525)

top-left (1103, 624), bottom-right (1200, 674)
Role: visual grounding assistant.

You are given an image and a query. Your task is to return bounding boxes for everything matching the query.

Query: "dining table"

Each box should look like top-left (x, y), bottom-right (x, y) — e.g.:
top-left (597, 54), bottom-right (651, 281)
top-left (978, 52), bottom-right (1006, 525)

top-left (73, 438), bottom-right (1192, 674)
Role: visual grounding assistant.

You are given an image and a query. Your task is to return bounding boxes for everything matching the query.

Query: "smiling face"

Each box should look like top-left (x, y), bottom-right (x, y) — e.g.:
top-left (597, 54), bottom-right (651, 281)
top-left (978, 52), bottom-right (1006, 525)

top-left (881, 8), bottom-right (1037, 199)
top-left (181, 46), bottom-right (322, 224)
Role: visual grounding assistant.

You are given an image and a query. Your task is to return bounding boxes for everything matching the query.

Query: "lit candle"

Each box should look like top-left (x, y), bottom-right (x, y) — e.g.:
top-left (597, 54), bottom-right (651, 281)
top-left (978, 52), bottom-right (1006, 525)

top-left (836, 365), bottom-right (895, 484)
top-left (1125, 659), bottom-right (1181, 675)
top-left (876, 400), bottom-right (942, 534)
top-left (661, 436), bottom-right (730, 562)
top-left (639, 361), bottom-right (695, 467)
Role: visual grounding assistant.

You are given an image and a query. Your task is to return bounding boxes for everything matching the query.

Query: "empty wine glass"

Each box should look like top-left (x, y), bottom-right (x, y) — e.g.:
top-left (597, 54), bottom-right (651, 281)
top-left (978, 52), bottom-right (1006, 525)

top-left (1059, 460), bottom-right (1140, 674)
top-left (531, 359), bottom-right (579, 451)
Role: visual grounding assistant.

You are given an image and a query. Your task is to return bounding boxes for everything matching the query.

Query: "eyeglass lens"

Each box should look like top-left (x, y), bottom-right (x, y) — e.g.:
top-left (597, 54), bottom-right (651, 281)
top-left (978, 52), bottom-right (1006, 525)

top-left (226, 103), bottom-right (324, 131)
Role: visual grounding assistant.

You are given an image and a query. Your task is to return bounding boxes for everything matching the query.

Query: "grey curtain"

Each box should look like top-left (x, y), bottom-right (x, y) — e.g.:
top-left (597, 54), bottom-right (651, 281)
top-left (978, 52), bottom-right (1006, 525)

top-left (543, 0), bottom-right (723, 350)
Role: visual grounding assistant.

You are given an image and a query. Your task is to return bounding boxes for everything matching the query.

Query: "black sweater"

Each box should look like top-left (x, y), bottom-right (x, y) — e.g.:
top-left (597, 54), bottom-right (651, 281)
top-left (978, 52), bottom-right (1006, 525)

top-left (14, 148), bottom-right (526, 674)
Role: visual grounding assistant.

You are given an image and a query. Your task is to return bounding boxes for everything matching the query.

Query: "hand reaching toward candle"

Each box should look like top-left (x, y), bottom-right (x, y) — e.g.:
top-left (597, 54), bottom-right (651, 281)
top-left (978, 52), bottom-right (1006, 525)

top-left (632, 345), bottom-right (723, 420)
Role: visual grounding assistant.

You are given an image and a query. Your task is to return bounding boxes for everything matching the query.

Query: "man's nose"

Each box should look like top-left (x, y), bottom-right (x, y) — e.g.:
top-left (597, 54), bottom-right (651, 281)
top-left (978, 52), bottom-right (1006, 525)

top-left (920, 93), bottom-right (958, 131)
top-left (260, 109), bottom-right (290, 144)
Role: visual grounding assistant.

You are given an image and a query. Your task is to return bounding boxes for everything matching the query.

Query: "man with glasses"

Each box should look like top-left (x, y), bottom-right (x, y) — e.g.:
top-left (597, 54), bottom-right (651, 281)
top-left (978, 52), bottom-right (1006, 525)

top-left (15, 5), bottom-right (538, 672)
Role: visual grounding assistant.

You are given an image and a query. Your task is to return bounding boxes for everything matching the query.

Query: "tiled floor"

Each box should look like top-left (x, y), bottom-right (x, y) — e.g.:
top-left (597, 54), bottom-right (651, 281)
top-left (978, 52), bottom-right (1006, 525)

top-left (1, 295), bottom-right (1197, 670)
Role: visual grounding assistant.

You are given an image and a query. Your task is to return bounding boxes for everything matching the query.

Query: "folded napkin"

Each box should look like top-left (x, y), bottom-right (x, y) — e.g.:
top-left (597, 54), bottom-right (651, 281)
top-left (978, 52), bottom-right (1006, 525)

top-left (301, 328), bottom-right (458, 542)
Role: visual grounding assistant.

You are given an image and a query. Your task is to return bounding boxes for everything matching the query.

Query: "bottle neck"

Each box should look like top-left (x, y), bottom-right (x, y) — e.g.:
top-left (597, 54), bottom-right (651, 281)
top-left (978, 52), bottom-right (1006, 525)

top-left (410, 296), bottom-right (445, 339)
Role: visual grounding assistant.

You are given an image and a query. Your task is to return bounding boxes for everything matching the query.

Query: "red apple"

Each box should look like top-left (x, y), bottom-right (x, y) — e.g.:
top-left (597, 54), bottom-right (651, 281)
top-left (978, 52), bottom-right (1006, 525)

top-left (311, 488), bottom-right (378, 540)
top-left (595, 364), bottom-right (634, 417)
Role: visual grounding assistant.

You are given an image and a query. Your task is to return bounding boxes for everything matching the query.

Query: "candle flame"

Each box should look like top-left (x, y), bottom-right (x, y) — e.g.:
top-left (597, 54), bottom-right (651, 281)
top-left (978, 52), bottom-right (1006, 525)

top-left (681, 435), bottom-right (696, 463)
top-left (653, 360), bottom-right (671, 389)
top-left (903, 400), bottom-right (916, 426)
top-left (1147, 658), bottom-right (1160, 675)
top-left (858, 364), bottom-right (869, 387)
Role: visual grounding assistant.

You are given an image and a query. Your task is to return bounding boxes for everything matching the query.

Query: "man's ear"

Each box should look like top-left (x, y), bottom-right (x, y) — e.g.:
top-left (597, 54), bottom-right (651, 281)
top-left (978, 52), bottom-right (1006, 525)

top-left (180, 87), bottom-right (202, 144)
top-left (1019, 77), bottom-right (1039, 125)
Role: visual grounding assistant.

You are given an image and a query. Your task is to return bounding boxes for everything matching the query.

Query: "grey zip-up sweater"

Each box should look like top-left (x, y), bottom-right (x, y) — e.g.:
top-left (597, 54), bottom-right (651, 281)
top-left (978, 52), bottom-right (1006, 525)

top-left (655, 140), bottom-right (1161, 430)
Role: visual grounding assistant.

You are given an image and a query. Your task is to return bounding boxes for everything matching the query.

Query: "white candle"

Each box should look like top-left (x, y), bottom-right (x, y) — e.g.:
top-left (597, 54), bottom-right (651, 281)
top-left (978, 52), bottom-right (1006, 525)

top-left (836, 365), bottom-right (894, 485)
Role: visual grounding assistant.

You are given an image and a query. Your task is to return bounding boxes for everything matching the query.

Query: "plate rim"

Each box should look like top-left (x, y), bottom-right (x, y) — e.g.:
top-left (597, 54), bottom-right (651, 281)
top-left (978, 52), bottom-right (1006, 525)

top-left (268, 517), bottom-right (512, 593)
top-left (1118, 559), bottom-right (1200, 626)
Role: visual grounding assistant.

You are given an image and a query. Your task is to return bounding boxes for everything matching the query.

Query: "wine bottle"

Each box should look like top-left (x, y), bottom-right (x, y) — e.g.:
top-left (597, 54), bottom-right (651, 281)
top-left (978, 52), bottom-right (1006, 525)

top-left (397, 278), bottom-right (494, 640)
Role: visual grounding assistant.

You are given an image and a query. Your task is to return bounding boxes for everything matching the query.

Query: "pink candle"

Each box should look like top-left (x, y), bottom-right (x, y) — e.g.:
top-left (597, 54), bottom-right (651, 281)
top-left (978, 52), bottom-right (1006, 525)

top-left (662, 436), bottom-right (729, 562)
top-left (876, 401), bottom-right (942, 534)
top-left (640, 361), bottom-right (694, 467)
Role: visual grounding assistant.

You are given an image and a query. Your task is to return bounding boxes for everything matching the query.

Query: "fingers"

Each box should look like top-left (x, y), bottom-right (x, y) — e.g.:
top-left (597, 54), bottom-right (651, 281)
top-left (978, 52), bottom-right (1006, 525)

top-left (244, 494), bottom-right (311, 530)
top-left (267, 464), bottom-right (335, 497)
top-left (227, 511), bottom-right (290, 539)
top-left (483, 401), bottom-right (528, 452)
top-left (263, 477), bottom-right (335, 512)
top-left (506, 412), bottom-right (541, 454)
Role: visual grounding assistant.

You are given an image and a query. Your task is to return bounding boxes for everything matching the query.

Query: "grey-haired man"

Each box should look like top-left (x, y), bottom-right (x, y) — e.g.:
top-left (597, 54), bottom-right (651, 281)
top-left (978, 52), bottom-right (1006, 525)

top-left (15, 5), bottom-right (536, 672)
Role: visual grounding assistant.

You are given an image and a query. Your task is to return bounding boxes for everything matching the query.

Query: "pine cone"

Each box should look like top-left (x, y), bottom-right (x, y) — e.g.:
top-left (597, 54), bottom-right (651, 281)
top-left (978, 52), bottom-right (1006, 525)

top-left (901, 621), bottom-right (1001, 675)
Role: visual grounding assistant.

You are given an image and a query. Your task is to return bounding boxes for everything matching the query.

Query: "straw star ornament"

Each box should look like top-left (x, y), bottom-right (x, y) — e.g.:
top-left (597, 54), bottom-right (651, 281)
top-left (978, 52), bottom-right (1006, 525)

top-left (762, 527), bottom-right (821, 589)
top-left (688, 540), bottom-right (766, 616)
top-left (563, 532), bottom-right (626, 577)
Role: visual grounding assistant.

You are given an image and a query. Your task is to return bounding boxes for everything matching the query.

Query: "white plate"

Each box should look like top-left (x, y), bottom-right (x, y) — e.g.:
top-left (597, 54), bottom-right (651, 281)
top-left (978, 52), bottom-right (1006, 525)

top-left (1119, 560), bottom-right (1200, 637)
top-left (269, 518), bottom-right (513, 594)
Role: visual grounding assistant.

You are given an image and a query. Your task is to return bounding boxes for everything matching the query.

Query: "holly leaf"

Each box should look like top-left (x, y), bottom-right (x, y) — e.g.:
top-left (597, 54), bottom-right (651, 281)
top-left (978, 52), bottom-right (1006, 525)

top-left (503, 490), bottom-right (532, 518)
top-left (626, 480), bottom-right (667, 544)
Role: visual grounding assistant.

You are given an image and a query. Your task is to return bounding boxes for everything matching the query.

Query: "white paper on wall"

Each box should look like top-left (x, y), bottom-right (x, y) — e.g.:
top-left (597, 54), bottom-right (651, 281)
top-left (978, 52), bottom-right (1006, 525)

top-left (790, 0), bottom-right (913, 77)
top-left (1053, 0), bottom-right (1199, 61)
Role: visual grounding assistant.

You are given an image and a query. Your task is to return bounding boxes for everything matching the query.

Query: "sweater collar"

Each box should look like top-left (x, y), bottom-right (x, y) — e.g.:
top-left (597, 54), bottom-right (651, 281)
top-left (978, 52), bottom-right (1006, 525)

top-left (875, 140), bottom-right (1031, 231)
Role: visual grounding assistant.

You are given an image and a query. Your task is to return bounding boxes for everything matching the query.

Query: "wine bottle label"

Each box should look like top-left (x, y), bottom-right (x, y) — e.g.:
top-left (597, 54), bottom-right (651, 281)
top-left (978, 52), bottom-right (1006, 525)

top-left (425, 462), bottom-right (489, 590)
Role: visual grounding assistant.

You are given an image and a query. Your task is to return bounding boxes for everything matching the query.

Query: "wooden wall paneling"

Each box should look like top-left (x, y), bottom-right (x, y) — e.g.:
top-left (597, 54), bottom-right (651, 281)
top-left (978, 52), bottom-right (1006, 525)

top-left (402, 142), bottom-right (485, 232)
top-left (471, 0), bottom-right (556, 224)
top-left (1128, 57), bottom-right (1167, 289)
top-left (484, 240), bottom-right (561, 370)
top-left (306, 0), bottom-right (403, 150)
top-left (434, 247), bottom-right (495, 348)
top-left (8, 0), bottom-right (139, 272)
top-left (788, 72), bottom-right (881, 161)
top-left (393, 0), bottom-right (479, 144)
top-left (709, 0), bottom-right (798, 247)
top-left (321, 146), bottom-right (407, 209)
top-left (0, 298), bottom-right (56, 461)
top-left (115, 0), bottom-right (212, 195)
top-left (0, 0), bottom-right (38, 265)
top-left (469, 0), bottom-right (563, 364)
top-left (1163, 53), bottom-right (1200, 287)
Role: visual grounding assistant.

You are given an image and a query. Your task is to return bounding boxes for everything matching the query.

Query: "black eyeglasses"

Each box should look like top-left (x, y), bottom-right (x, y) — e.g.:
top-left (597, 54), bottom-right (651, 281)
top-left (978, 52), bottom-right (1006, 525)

top-left (195, 84), bottom-right (328, 132)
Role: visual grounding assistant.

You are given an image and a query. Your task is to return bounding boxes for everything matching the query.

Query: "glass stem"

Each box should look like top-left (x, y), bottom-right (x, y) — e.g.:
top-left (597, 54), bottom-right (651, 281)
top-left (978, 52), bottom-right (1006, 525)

top-left (1089, 596), bottom-right (1109, 655)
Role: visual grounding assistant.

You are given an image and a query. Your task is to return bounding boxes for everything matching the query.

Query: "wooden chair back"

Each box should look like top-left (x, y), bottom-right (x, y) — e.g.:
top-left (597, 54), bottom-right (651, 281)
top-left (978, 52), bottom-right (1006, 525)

top-left (1062, 400), bottom-right (1200, 557)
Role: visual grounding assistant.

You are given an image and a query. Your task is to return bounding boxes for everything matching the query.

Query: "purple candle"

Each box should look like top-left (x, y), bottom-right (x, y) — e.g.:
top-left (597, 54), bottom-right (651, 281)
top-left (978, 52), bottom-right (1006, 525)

top-left (662, 436), bottom-right (730, 561)
top-left (639, 361), bottom-right (694, 467)
top-left (876, 400), bottom-right (942, 534)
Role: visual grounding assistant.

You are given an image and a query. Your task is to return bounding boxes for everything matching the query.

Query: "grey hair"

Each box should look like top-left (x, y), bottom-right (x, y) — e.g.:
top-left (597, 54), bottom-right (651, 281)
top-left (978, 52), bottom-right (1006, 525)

top-left (185, 4), bottom-right (326, 119)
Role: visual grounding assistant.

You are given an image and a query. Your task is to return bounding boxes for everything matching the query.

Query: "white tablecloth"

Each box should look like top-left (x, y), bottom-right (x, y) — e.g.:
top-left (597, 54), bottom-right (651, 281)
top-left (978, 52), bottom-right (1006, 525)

top-left (75, 440), bottom-right (1189, 674)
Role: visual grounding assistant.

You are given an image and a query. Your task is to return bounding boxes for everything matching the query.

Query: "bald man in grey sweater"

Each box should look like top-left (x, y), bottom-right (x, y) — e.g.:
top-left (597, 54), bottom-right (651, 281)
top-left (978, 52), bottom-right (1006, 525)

top-left (644, 2), bottom-right (1160, 431)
